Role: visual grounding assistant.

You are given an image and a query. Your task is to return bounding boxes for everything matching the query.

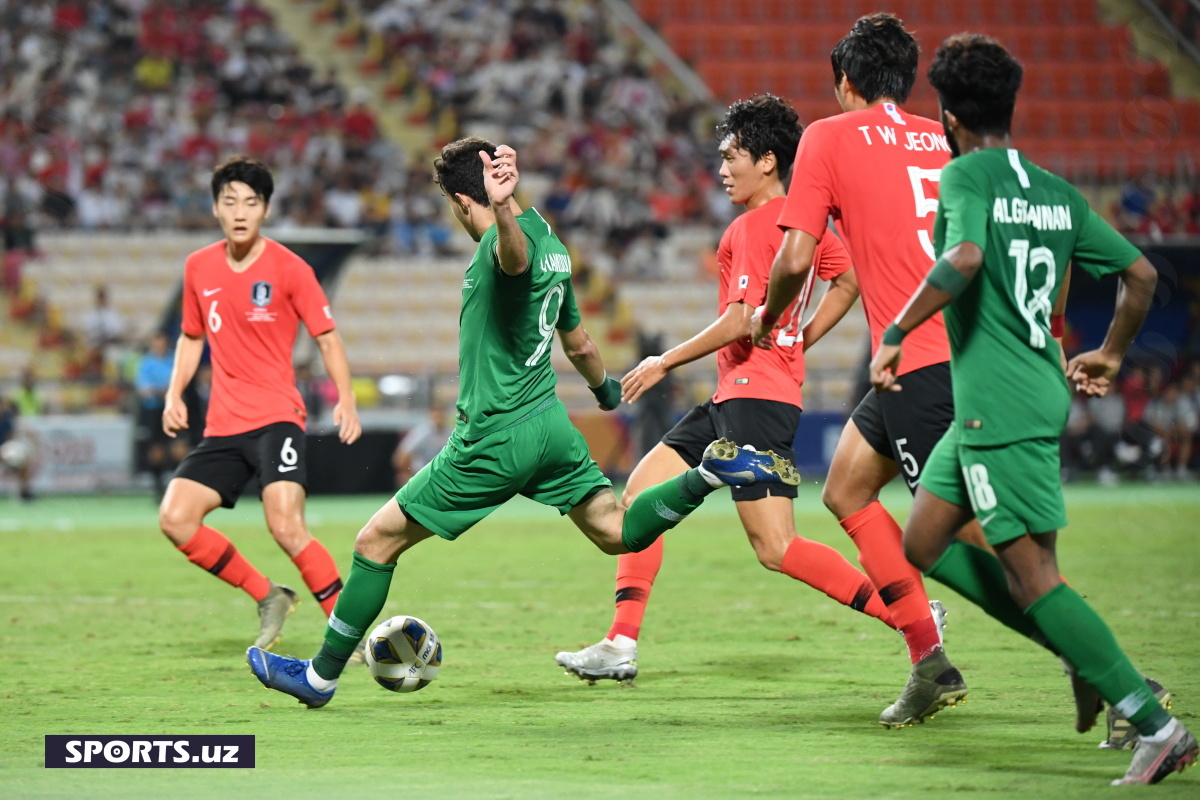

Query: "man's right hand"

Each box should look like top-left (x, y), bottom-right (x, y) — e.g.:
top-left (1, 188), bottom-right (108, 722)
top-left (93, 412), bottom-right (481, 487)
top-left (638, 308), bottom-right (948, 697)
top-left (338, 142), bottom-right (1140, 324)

top-left (162, 395), bottom-right (188, 437)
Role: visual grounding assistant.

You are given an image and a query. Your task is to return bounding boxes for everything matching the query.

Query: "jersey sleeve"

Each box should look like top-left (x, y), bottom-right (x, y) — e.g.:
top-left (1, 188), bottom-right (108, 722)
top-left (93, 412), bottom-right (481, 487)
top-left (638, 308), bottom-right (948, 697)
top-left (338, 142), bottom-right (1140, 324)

top-left (776, 121), bottom-right (838, 239)
top-left (727, 215), bottom-right (778, 308)
top-left (814, 228), bottom-right (853, 280)
top-left (938, 161), bottom-right (990, 253)
top-left (180, 257), bottom-right (204, 337)
top-left (555, 276), bottom-right (582, 331)
top-left (494, 222), bottom-right (541, 274)
top-left (291, 261), bottom-right (336, 337)
top-left (1072, 208), bottom-right (1142, 279)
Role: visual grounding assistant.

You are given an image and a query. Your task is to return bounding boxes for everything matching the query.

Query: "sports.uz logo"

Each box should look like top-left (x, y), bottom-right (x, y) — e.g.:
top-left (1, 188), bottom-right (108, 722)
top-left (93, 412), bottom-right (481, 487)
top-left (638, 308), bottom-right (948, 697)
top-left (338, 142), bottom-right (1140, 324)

top-left (251, 281), bottom-right (272, 307)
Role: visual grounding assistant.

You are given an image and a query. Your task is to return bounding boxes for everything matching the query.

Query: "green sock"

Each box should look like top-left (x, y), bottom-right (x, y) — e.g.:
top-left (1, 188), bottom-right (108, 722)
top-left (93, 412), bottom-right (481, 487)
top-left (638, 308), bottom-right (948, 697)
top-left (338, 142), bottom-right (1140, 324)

top-left (925, 541), bottom-right (1053, 650)
top-left (620, 469), bottom-right (716, 552)
top-left (311, 552), bottom-right (395, 681)
top-left (1026, 583), bottom-right (1170, 736)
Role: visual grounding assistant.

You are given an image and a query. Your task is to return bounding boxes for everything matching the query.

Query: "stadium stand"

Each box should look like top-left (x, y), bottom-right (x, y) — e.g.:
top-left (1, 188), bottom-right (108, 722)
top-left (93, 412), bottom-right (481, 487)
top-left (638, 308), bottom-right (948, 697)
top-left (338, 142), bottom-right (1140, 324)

top-left (638, 0), bottom-right (1200, 180)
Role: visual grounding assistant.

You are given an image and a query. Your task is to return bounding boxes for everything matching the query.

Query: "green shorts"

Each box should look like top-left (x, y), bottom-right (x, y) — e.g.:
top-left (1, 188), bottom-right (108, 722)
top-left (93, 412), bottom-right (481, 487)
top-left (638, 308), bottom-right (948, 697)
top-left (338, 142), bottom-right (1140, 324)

top-left (920, 426), bottom-right (1067, 545)
top-left (395, 399), bottom-right (611, 540)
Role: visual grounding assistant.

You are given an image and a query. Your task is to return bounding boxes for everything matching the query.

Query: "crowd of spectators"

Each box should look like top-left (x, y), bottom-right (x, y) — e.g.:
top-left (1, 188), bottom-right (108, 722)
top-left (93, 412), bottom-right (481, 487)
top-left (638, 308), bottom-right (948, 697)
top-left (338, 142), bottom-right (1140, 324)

top-left (1062, 361), bottom-right (1200, 483)
top-left (0, 0), bottom-right (733, 273)
top-left (0, 0), bottom-right (436, 251)
top-left (346, 0), bottom-right (730, 274)
top-left (1114, 175), bottom-right (1200, 237)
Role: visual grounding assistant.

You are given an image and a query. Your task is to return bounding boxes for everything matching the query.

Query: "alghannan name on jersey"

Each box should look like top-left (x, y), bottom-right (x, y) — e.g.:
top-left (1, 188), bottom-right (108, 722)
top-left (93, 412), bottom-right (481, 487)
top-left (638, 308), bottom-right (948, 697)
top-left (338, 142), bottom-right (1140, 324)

top-left (992, 198), bottom-right (1073, 231)
top-left (539, 253), bottom-right (572, 273)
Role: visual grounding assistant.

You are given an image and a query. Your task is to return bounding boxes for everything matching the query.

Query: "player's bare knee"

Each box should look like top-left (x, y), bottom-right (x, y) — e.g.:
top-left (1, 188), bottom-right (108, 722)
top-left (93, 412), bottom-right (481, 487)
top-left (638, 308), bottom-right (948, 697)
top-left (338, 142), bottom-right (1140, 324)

top-left (158, 501), bottom-right (198, 544)
top-left (748, 531), bottom-right (790, 572)
top-left (903, 537), bottom-right (936, 572)
top-left (821, 482), bottom-right (861, 519)
top-left (268, 520), bottom-right (310, 554)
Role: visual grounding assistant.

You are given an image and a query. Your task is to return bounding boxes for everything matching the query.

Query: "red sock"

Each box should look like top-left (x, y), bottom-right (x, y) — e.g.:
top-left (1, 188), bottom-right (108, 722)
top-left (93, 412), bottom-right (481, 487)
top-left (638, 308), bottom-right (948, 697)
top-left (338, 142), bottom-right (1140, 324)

top-left (840, 501), bottom-right (940, 662)
top-left (291, 539), bottom-right (343, 616)
top-left (780, 537), bottom-right (895, 629)
top-left (177, 525), bottom-right (270, 602)
top-left (606, 536), bottom-right (663, 642)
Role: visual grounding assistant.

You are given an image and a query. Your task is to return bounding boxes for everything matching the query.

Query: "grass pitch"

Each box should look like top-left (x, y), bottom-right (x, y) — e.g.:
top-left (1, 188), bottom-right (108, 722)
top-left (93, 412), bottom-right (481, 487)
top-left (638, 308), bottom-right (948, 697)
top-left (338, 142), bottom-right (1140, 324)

top-left (2, 483), bottom-right (1198, 799)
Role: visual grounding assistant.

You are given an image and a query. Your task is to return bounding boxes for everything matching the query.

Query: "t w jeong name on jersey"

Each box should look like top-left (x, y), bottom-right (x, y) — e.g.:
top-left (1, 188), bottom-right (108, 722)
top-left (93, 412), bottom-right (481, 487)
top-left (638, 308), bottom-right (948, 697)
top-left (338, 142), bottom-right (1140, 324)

top-left (993, 198), bottom-right (1073, 231)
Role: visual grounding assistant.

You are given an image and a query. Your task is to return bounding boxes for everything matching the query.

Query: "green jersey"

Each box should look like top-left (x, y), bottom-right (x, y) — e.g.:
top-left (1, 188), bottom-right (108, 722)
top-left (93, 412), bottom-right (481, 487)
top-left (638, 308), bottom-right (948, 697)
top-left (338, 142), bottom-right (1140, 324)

top-left (456, 207), bottom-right (582, 441)
top-left (933, 148), bottom-right (1141, 446)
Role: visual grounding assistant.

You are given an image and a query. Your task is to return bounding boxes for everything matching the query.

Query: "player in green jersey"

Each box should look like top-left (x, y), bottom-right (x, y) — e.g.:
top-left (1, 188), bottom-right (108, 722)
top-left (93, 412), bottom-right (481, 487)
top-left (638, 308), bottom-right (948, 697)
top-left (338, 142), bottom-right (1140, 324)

top-left (867, 34), bottom-right (1196, 785)
top-left (246, 137), bottom-right (800, 708)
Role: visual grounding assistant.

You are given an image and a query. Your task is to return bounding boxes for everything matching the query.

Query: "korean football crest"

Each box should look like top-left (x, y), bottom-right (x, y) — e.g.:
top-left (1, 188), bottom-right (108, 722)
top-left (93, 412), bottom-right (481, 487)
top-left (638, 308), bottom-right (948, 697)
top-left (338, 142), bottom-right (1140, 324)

top-left (251, 281), bottom-right (273, 307)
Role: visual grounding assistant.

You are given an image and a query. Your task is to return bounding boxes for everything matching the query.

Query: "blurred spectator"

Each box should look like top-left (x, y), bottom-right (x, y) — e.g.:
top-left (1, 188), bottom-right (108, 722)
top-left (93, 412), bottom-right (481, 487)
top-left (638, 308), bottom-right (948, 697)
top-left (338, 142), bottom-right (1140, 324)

top-left (392, 405), bottom-right (452, 487)
top-left (80, 285), bottom-right (128, 351)
top-left (1145, 379), bottom-right (1197, 480)
top-left (1116, 174), bottom-right (1155, 234)
top-left (295, 362), bottom-right (325, 422)
top-left (0, 395), bottom-right (34, 502)
top-left (134, 331), bottom-right (184, 497)
top-left (13, 367), bottom-right (44, 417)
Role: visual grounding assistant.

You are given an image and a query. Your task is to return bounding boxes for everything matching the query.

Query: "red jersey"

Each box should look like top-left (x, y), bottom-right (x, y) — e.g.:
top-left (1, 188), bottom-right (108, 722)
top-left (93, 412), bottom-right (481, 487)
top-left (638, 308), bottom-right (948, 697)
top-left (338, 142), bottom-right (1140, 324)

top-left (181, 238), bottom-right (336, 437)
top-left (778, 103), bottom-right (951, 375)
top-left (714, 197), bottom-right (852, 408)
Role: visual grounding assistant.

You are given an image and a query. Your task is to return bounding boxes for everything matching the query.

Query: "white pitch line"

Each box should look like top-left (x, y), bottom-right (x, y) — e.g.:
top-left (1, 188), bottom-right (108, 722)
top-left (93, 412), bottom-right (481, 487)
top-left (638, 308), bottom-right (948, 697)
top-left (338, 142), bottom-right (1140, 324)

top-left (0, 594), bottom-right (246, 607)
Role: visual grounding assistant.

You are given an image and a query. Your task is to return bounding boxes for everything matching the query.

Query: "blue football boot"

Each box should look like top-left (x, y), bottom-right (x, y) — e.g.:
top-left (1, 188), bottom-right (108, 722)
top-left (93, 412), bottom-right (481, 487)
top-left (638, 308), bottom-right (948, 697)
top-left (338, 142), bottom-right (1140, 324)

top-left (246, 646), bottom-right (335, 709)
top-left (700, 438), bottom-right (801, 487)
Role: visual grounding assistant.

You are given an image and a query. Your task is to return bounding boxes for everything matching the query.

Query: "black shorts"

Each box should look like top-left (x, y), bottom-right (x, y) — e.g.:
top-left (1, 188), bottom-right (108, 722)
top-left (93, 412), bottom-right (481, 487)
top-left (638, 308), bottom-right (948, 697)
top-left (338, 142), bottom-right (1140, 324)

top-left (174, 421), bottom-right (308, 508)
top-left (849, 361), bottom-right (954, 495)
top-left (661, 398), bottom-right (800, 501)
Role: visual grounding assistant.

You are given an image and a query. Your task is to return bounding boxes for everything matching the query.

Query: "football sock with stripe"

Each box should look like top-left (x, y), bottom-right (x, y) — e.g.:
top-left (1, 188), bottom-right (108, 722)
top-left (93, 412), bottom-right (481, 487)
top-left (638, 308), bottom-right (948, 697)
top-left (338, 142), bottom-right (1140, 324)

top-left (291, 539), bottom-right (343, 616)
top-left (177, 525), bottom-right (270, 602)
top-left (781, 537), bottom-right (895, 628)
top-left (311, 552), bottom-right (395, 681)
top-left (840, 501), bottom-right (939, 661)
top-left (620, 469), bottom-right (716, 553)
top-left (1025, 583), bottom-right (1170, 736)
top-left (607, 539), bottom-right (663, 641)
top-left (924, 540), bottom-right (1050, 647)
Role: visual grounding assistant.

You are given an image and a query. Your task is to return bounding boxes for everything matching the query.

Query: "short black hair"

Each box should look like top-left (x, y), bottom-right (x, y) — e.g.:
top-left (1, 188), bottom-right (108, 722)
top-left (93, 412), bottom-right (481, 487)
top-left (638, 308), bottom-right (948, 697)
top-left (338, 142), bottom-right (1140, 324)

top-left (830, 13), bottom-right (920, 104)
top-left (928, 34), bottom-right (1024, 137)
top-left (716, 94), bottom-right (804, 182)
top-left (211, 156), bottom-right (274, 203)
top-left (433, 136), bottom-right (498, 206)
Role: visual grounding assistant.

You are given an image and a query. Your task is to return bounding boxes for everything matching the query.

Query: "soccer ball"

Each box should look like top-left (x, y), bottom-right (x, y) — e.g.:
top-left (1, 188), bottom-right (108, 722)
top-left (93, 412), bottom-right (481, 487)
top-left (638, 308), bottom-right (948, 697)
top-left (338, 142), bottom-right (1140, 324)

top-left (364, 615), bottom-right (442, 693)
top-left (0, 439), bottom-right (29, 470)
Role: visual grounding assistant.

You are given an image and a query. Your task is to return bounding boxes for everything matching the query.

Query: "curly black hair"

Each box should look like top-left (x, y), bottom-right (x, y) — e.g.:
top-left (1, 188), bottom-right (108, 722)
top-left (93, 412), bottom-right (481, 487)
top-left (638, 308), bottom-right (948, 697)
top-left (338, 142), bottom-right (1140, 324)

top-left (830, 13), bottom-right (920, 104)
top-left (211, 156), bottom-right (274, 203)
top-left (927, 33), bottom-right (1024, 137)
top-left (716, 94), bottom-right (804, 181)
top-left (433, 136), bottom-right (498, 206)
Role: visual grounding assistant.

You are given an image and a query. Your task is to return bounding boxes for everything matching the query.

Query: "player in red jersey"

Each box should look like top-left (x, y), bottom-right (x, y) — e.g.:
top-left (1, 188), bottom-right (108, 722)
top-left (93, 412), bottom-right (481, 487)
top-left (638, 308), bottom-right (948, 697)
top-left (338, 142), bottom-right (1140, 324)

top-left (750, 15), bottom-right (972, 726)
top-left (555, 95), bottom-right (924, 684)
top-left (158, 156), bottom-right (362, 653)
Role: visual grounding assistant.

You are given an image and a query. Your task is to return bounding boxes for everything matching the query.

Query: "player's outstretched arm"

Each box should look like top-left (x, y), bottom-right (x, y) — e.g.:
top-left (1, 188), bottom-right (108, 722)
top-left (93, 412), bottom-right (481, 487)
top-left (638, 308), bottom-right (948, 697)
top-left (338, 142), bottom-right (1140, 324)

top-left (558, 323), bottom-right (621, 410)
top-left (870, 242), bottom-right (984, 393)
top-left (315, 330), bottom-right (362, 444)
top-left (751, 228), bottom-right (818, 346)
top-left (802, 268), bottom-right (859, 352)
top-left (162, 333), bottom-right (205, 437)
top-left (622, 302), bottom-right (754, 404)
top-left (480, 145), bottom-right (528, 276)
top-left (1066, 256), bottom-right (1156, 397)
